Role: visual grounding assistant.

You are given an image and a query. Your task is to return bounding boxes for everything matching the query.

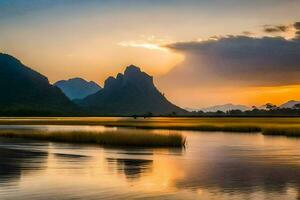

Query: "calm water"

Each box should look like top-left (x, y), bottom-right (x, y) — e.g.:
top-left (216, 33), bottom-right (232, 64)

top-left (0, 125), bottom-right (300, 200)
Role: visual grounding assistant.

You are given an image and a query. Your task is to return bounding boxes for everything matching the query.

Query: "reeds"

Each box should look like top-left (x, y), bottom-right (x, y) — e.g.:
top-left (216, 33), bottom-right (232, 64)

top-left (0, 130), bottom-right (186, 148)
top-left (262, 127), bottom-right (300, 137)
top-left (1, 117), bottom-right (300, 138)
top-left (164, 124), bottom-right (261, 132)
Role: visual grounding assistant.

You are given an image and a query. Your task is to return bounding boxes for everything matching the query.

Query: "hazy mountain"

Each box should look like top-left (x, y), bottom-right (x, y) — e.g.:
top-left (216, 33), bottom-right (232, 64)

top-left (79, 65), bottom-right (187, 115)
top-left (200, 104), bottom-right (250, 112)
top-left (184, 107), bottom-right (198, 112)
top-left (0, 53), bottom-right (76, 115)
top-left (55, 78), bottom-right (101, 100)
top-left (280, 100), bottom-right (300, 108)
top-left (257, 104), bottom-right (267, 110)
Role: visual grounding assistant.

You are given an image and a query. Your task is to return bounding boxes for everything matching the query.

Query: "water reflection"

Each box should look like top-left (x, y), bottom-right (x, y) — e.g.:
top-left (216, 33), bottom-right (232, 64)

top-left (106, 158), bottom-right (153, 180)
top-left (53, 153), bottom-right (91, 170)
top-left (0, 139), bottom-right (48, 187)
top-left (0, 126), bottom-right (300, 200)
top-left (175, 146), bottom-right (300, 197)
top-left (0, 124), bottom-right (117, 132)
top-left (172, 133), bottom-right (300, 199)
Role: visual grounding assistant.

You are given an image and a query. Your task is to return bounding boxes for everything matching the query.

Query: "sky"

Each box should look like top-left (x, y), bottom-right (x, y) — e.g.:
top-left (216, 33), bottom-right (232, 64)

top-left (1, 0), bottom-right (300, 108)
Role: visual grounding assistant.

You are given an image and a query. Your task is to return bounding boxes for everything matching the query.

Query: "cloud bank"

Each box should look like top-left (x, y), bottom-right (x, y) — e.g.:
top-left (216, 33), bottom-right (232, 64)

top-left (156, 21), bottom-right (300, 107)
top-left (295, 22), bottom-right (300, 38)
top-left (162, 22), bottom-right (300, 87)
top-left (263, 25), bottom-right (289, 33)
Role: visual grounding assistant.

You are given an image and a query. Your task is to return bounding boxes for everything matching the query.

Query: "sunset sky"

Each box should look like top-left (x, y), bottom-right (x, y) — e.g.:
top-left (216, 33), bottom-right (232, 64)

top-left (1, 0), bottom-right (300, 108)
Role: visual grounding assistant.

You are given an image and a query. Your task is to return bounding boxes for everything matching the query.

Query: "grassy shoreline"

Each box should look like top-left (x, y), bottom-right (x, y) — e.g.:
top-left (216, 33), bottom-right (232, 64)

top-left (0, 117), bottom-right (299, 137)
top-left (262, 127), bottom-right (300, 137)
top-left (0, 130), bottom-right (186, 148)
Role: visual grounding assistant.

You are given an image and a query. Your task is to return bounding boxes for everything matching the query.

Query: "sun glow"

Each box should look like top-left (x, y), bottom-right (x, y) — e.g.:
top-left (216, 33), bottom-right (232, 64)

top-left (244, 85), bottom-right (300, 106)
top-left (118, 35), bottom-right (174, 51)
top-left (119, 41), bottom-right (167, 51)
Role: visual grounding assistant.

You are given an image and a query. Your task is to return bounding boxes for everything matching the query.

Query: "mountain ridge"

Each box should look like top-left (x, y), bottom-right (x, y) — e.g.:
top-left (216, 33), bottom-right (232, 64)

top-left (55, 77), bottom-right (101, 100)
top-left (199, 103), bottom-right (250, 112)
top-left (79, 65), bottom-right (188, 116)
top-left (280, 100), bottom-right (300, 108)
top-left (0, 53), bottom-right (77, 116)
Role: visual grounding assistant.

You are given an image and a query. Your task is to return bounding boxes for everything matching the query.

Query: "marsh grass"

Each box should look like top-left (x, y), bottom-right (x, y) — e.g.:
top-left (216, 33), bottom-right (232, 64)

top-left (154, 124), bottom-right (262, 132)
top-left (262, 127), bottom-right (300, 137)
top-left (1, 117), bottom-right (300, 137)
top-left (0, 130), bottom-right (186, 148)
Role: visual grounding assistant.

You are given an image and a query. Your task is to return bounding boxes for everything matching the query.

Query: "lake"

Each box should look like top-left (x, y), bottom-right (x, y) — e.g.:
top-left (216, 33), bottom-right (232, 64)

top-left (0, 125), bottom-right (300, 200)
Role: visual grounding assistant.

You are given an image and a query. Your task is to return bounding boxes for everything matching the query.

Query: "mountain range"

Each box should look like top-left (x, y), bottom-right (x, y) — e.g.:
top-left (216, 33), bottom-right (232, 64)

top-left (2, 52), bottom-right (300, 116)
top-left (55, 78), bottom-right (101, 100)
top-left (0, 53), bottom-right (186, 116)
top-left (279, 100), bottom-right (300, 108)
top-left (78, 65), bottom-right (187, 115)
top-left (199, 104), bottom-right (251, 112)
top-left (0, 53), bottom-right (76, 115)
top-left (188, 101), bottom-right (300, 113)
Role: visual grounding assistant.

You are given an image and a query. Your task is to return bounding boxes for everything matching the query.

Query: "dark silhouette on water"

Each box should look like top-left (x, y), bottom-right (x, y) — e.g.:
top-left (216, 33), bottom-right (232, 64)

top-left (0, 139), bottom-right (48, 186)
top-left (106, 157), bottom-right (153, 180)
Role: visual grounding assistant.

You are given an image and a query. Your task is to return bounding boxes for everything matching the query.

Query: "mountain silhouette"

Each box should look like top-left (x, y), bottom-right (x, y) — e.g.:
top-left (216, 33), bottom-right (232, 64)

top-left (0, 53), bottom-right (76, 115)
top-left (79, 65), bottom-right (187, 115)
top-left (55, 78), bottom-right (101, 100)
top-left (280, 100), bottom-right (300, 108)
top-left (200, 104), bottom-right (250, 112)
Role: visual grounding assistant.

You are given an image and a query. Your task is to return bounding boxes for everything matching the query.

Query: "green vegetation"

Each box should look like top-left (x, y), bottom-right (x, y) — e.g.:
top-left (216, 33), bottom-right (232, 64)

top-left (0, 129), bottom-right (185, 148)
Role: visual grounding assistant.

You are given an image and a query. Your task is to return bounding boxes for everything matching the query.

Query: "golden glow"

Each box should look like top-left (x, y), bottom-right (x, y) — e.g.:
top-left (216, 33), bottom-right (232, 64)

top-left (119, 41), bottom-right (167, 51)
top-left (243, 85), bottom-right (300, 106)
top-left (160, 85), bottom-right (300, 108)
top-left (1, 1), bottom-right (300, 107)
top-left (118, 35), bottom-right (171, 51)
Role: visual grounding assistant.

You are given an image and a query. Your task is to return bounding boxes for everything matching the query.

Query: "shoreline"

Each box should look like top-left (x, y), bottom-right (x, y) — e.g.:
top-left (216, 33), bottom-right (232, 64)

top-left (0, 117), bottom-right (299, 137)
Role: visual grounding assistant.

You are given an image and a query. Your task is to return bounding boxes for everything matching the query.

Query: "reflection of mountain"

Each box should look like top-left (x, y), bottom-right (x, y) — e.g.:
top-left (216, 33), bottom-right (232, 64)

top-left (0, 141), bottom-right (48, 186)
top-left (53, 153), bottom-right (91, 169)
top-left (106, 157), bottom-right (153, 180)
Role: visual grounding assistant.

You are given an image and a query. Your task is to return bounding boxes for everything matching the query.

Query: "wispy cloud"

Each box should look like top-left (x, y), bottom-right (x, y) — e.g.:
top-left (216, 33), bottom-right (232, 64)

top-left (263, 24), bottom-right (290, 33)
top-left (261, 22), bottom-right (299, 39)
top-left (118, 35), bottom-right (172, 51)
top-left (294, 22), bottom-right (300, 38)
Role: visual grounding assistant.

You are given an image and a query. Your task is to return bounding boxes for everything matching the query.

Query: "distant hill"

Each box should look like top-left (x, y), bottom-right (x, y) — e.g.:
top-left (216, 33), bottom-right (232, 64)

top-left (55, 78), bottom-right (101, 100)
top-left (0, 53), bottom-right (76, 116)
top-left (184, 107), bottom-right (198, 112)
top-left (258, 101), bottom-right (300, 110)
top-left (258, 104), bottom-right (267, 110)
top-left (280, 100), bottom-right (300, 108)
top-left (200, 103), bottom-right (250, 112)
top-left (79, 65), bottom-right (187, 116)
